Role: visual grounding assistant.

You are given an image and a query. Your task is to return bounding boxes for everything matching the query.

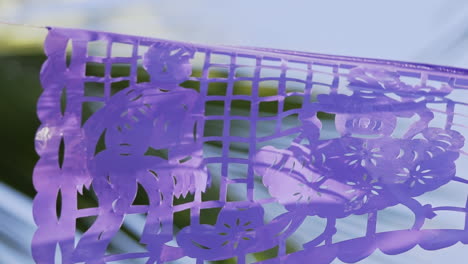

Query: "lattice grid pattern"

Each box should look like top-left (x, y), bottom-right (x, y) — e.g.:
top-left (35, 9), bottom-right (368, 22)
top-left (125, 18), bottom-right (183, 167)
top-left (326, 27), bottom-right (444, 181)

top-left (33, 27), bottom-right (468, 264)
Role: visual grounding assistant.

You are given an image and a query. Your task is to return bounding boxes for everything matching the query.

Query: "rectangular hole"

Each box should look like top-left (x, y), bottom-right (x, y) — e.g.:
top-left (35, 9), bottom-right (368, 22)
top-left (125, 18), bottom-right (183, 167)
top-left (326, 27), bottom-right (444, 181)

top-left (286, 70), bottom-right (308, 81)
top-left (227, 184), bottom-right (247, 201)
top-left (210, 53), bottom-right (231, 65)
top-left (229, 142), bottom-right (249, 158)
top-left (235, 67), bottom-right (256, 78)
top-left (203, 120), bottom-right (224, 137)
top-left (86, 62), bottom-right (106, 77)
top-left (256, 119), bottom-right (277, 138)
top-left (283, 96), bottom-right (303, 111)
top-left (259, 80), bottom-right (279, 97)
top-left (208, 82), bottom-right (228, 96)
top-left (231, 100), bottom-right (252, 116)
top-left (208, 67), bottom-right (230, 78)
top-left (111, 63), bottom-right (131, 78)
top-left (259, 101), bottom-right (279, 117)
top-left (230, 120), bottom-right (251, 137)
top-left (200, 207), bottom-right (221, 225)
top-left (87, 41), bottom-right (108, 57)
top-left (112, 42), bottom-right (134, 57)
top-left (236, 56), bottom-right (257, 66)
top-left (203, 141), bottom-right (223, 158)
top-left (84, 82), bottom-right (105, 97)
top-left (137, 45), bottom-right (149, 57)
top-left (312, 72), bottom-right (334, 86)
top-left (286, 81), bottom-right (306, 94)
top-left (260, 68), bottom-right (282, 79)
top-left (281, 113), bottom-right (301, 131)
top-left (233, 80), bottom-right (253, 95)
top-left (191, 52), bottom-right (206, 77)
top-left (228, 163), bottom-right (249, 179)
top-left (111, 80), bottom-right (130, 96)
top-left (205, 100), bottom-right (225, 116)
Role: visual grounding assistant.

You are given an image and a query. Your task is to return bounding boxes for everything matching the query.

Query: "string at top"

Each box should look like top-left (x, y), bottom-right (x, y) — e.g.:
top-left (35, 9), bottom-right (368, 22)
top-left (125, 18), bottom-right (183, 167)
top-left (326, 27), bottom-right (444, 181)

top-left (0, 20), bottom-right (47, 29)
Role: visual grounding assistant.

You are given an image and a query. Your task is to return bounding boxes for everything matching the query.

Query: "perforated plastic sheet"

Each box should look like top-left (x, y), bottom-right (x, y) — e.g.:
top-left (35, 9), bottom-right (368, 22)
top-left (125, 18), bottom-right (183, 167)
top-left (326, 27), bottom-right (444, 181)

top-left (33, 27), bottom-right (468, 264)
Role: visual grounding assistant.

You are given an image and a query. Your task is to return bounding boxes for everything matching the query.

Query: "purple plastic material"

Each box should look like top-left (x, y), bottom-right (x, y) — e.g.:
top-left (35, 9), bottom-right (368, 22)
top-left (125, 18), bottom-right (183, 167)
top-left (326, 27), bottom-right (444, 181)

top-left (33, 27), bottom-right (468, 264)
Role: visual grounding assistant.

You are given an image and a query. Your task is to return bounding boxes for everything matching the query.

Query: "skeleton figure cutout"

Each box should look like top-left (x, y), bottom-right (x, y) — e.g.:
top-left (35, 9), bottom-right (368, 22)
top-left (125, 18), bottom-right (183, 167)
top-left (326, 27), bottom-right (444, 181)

top-left (74, 43), bottom-right (208, 263)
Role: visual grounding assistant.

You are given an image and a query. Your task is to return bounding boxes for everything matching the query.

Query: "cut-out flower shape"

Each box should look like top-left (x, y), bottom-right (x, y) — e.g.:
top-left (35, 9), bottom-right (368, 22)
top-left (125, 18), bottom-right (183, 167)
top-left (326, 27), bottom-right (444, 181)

top-left (176, 206), bottom-right (264, 261)
top-left (341, 142), bottom-right (384, 168)
top-left (394, 151), bottom-right (458, 196)
top-left (323, 137), bottom-right (395, 175)
top-left (344, 174), bottom-right (384, 206)
top-left (214, 210), bottom-right (258, 250)
top-left (397, 165), bottom-right (434, 188)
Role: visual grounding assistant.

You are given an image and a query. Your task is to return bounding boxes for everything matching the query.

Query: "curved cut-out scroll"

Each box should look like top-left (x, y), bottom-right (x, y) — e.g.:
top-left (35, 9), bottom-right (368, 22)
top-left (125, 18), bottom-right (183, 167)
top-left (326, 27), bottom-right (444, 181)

top-left (33, 27), bottom-right (468, 264)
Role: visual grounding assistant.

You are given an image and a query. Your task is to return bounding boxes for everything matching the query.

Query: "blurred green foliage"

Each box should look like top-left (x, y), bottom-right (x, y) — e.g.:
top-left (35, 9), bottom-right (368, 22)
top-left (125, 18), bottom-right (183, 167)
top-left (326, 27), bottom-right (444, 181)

top-left (0, 52), bottom-right (44, 196)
